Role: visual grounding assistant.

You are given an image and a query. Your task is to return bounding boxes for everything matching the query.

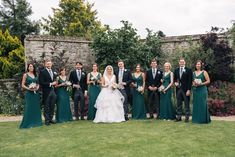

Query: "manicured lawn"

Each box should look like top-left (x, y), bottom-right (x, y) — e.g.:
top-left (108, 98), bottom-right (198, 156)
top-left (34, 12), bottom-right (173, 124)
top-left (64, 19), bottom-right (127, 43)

top-left (0, 120), bottom-right (235, 157)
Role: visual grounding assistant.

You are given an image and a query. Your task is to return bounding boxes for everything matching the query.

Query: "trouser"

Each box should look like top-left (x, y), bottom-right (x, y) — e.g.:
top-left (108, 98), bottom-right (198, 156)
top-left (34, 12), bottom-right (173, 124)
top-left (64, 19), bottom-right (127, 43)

top-left (176, 88), bottom-right (190, 119)
top-left (74, 89), bottom-right (85, 118)
top-left (43, 89), bottom-right (57, 123)
top-left (148, 91), bottom-right (160, 117)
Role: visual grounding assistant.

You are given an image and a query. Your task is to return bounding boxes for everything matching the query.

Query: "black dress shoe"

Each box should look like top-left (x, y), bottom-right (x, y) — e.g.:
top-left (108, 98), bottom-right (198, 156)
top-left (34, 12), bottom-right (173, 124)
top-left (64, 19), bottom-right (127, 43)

top-left (185, 118), bottom-right (189, 123)
top-left (175, 118), bottom-right (182, 122)
top-left (50, 121), bottom-right (56, 124)
top-left (75, 117), bottom-right (79, 121)
top-left (45, 122), bottom-right (51, 126)
top-left (148, 115), bottom-right (154, 119)
top-left (81, 116), bottom-right (85, 120)
top-left (125, 117), bottom-right (129, 121)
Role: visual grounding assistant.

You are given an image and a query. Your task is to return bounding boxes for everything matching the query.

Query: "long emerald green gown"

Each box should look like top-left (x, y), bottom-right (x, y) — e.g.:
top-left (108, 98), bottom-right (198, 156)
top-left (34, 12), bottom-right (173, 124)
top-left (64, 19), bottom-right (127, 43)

top-left (56, 77), bottom-right (73, 123)
top-left (192, 71), bottom-right (211, 124)
top-left (132, 73), bottom-right (146, 119)
top-left (87, 73), bottom-right (101, 120)
top-left (20, 74), bottom-right (42, 129)
top-left (159, 73), bottom-right (176, 120)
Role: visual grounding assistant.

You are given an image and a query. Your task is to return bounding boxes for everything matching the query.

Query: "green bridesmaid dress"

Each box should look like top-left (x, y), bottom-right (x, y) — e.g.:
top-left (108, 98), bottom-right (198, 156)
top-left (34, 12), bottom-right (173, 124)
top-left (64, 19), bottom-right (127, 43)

top-left (87, 73), bottom-right (101, 120)
top-left (56, 77), bottom-right (73, 123)
top-left (159, 73), bottom-right (176, 120)
top-left (132, 73), bottom-right (146, 119)
top-left (192, 71), bottom-right (211, 124)
top-left (20, 74), bottom-right (42, 129)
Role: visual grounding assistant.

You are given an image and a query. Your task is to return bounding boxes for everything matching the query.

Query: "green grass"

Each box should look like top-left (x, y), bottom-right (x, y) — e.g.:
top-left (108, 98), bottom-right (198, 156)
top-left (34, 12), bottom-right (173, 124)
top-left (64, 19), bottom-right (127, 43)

top-left (0, 120), bottom-right (235, 157)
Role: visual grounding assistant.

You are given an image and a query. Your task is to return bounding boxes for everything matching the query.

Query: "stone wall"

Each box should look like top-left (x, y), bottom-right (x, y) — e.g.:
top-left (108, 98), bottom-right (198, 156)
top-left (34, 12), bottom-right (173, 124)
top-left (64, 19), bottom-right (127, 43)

top-left (0, 79), bottom-right (19, 95)
top-left (24, 35), bottom-right (94, 73)
top-left (24, 33), bottom-right (232, 73)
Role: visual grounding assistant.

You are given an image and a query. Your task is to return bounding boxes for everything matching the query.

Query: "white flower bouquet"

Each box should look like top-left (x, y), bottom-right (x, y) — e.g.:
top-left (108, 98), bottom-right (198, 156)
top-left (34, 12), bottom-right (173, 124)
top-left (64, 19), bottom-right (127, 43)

top-left (137, 86), bottom-right (144, 94)
top-left (158, 85), bottom-right (165, 93)
top-left (29, 83), bottom-right (37, 94)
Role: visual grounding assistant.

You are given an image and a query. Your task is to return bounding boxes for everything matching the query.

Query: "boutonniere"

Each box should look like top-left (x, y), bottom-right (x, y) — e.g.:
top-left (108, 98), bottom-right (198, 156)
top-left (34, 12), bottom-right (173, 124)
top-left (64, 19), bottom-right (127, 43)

top-left (182, 69), bottom-right (186, 73)
top-left (157, 71), bottom-right (161, 74)
top-left (124, 69), bottom-right (127, 72)
top-left (82, 72), bottom-right (85, 75)
top-left (53, 72), bottom-right (57, 75)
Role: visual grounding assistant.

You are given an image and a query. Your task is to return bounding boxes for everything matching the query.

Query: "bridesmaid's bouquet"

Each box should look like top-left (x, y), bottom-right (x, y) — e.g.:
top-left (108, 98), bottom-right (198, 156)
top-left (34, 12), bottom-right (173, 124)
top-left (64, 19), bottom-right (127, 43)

top-left (29, 83), bottom-right (37, 94)
top-left (137, 86), bottom-right (144, 94)
top-left (65, 81), bottom-right (72, 86)
top-left (65, 81), bottom-right (72, 93)
top-left (194, 79), bottom-right (202, 85)
top-left (90, 76), bottom-right (98, 85)
top-left (158, 85), bottom-right (165, 93)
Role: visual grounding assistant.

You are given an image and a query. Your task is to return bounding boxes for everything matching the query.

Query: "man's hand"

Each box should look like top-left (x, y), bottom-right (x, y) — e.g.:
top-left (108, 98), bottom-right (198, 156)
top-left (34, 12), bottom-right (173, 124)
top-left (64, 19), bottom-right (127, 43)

top-left (186, 90), bottom-right (191, 96)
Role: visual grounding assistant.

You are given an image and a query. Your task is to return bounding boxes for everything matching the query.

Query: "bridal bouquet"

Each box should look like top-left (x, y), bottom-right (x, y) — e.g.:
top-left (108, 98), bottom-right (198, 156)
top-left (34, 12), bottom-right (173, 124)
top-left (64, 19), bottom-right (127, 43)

top-left (158, 85), bottom-right (165, 93)
top-left (111, 83), bottom-right (118, 90)
top-left (29, 83), bottom-right (37, 94)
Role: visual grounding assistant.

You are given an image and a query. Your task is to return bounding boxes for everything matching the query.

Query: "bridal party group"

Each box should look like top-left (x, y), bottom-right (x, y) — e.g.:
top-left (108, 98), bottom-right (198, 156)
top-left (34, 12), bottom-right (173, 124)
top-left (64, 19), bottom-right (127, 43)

top-left (19, 58), bottom-right (211, 129)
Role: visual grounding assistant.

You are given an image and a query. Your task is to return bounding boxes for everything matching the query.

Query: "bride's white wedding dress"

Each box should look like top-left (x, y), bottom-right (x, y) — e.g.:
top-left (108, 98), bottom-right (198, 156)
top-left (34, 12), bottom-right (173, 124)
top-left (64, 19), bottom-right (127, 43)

top-left (93, 74), bottom-right (125, 123)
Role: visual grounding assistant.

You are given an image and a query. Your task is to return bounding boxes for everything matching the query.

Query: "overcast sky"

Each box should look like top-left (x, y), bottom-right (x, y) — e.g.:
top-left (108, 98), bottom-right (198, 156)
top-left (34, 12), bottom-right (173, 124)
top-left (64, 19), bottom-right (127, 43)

top-left (28, 0), bottom-right (235, 37)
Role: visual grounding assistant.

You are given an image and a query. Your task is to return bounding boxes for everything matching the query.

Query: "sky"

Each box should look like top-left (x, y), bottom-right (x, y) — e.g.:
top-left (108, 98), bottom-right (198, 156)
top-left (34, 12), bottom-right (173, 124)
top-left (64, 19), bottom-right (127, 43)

top-left (27, 0), bottom-right (235, 37)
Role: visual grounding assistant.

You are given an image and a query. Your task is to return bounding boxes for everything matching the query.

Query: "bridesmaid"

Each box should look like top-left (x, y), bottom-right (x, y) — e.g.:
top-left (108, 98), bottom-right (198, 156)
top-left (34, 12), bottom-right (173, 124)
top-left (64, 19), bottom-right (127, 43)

top-left (159, 62), bottom-right (176, 120)
top-left (192, 60), bottom-right (211, 124)
top-left (131, 64), bottom-right (146, 119)
top-left (55, 67), bottom-right (73, 123)
top-left (20, 63), bottom-right (42, 129)
top-left (87, 63), bottom-right (101, 120)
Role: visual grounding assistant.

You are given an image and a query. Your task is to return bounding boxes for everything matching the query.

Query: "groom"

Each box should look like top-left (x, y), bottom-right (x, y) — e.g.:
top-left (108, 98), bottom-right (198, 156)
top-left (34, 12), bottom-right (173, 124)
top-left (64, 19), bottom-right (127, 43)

top-left (69, 62), bottom-right (87, 120)
top-left (146, 59), bottom-right (163, 119)
top-left (39, 58), bottom-right (57, 125)
top-left (114, 60), bottom-right (132, 121)
top-left (174, 58), bottom-right (193, 122)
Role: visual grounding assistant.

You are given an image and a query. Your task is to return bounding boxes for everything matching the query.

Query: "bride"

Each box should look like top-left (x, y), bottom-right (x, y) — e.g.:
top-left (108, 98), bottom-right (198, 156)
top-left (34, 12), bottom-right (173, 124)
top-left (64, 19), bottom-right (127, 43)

top-left (93, 65), bottom-right (125, 123)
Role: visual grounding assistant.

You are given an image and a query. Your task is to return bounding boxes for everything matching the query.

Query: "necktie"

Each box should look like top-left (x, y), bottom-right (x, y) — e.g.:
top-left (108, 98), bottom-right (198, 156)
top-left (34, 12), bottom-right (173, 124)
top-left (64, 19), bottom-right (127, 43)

top-left (49, 69), bottom-right (53, 80)
top-left (180, 68), bottom-right (183, 78)
top-left (77, 70), bottom-right (81, 81)
top-left (153, 69), bottom-right (156, 78)
top-left (119, 69), bottom-right (123, 83)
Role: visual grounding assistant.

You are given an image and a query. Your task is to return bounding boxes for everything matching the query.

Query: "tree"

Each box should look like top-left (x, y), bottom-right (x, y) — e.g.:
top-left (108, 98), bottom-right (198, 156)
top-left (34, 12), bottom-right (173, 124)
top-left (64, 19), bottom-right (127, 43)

top-left (42, 0), bottom-right (101, 38)
top-left (0, 29), bottom-right (25, 79)
top-left (0, 0), bottom-right (40, 42)
top-left (91, 21), bottom-right (163, 70)
top-left (200, 31), bottom-right (234, 81)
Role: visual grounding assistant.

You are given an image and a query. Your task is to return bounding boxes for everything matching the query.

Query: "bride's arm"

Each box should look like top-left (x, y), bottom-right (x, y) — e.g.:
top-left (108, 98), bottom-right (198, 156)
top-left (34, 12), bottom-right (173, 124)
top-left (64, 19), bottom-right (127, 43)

top-left (101, 76), bottom-right (107, 87)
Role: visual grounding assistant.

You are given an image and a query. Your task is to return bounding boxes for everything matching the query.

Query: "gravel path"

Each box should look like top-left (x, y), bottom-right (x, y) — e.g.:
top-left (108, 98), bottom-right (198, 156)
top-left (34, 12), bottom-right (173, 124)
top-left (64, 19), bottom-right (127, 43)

top-left (0, 115), bottom-right (234, 122)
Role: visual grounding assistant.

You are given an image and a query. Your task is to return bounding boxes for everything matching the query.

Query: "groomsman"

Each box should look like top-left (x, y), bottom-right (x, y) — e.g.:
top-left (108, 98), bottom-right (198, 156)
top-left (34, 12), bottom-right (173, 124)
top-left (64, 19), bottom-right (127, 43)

top-left (174, 58), bottom-right (193, 122)
top-left (114, 60), bottom-right (132, 121)
top-left (69, 62), bottom-right (87, 120)
top-left (39, 58), bottom-right (57, 125)
top-left (146, 59), bottom-right (163, 119)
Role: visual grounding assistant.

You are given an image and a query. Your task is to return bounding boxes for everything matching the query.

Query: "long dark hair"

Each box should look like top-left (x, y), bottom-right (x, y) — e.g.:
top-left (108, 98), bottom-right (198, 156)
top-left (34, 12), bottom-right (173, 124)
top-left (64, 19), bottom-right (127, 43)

top-left (27, 63), bottom-right (37, 77)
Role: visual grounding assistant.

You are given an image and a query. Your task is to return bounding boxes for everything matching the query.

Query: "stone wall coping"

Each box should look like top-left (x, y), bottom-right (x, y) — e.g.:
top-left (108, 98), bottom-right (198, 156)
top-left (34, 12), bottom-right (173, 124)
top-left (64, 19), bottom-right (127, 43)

top-left (25, 35), bottom-right (92, 43)
top-left (25, 33), bottom-right (228, 44)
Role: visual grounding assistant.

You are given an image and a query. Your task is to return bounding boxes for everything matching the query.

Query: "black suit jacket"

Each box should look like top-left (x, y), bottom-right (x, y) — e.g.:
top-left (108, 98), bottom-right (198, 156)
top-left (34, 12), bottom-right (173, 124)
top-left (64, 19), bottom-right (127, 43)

top-left (114, 68), bottom-right (132, 93)
top-left (39, 68), bottom-right (57, 91)
top-left (69, 69), bottom-right (87, 93)
top-left (174, 67), bottom-right (193, 92)
top-left (146, 68), bottom-right (163, 90)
